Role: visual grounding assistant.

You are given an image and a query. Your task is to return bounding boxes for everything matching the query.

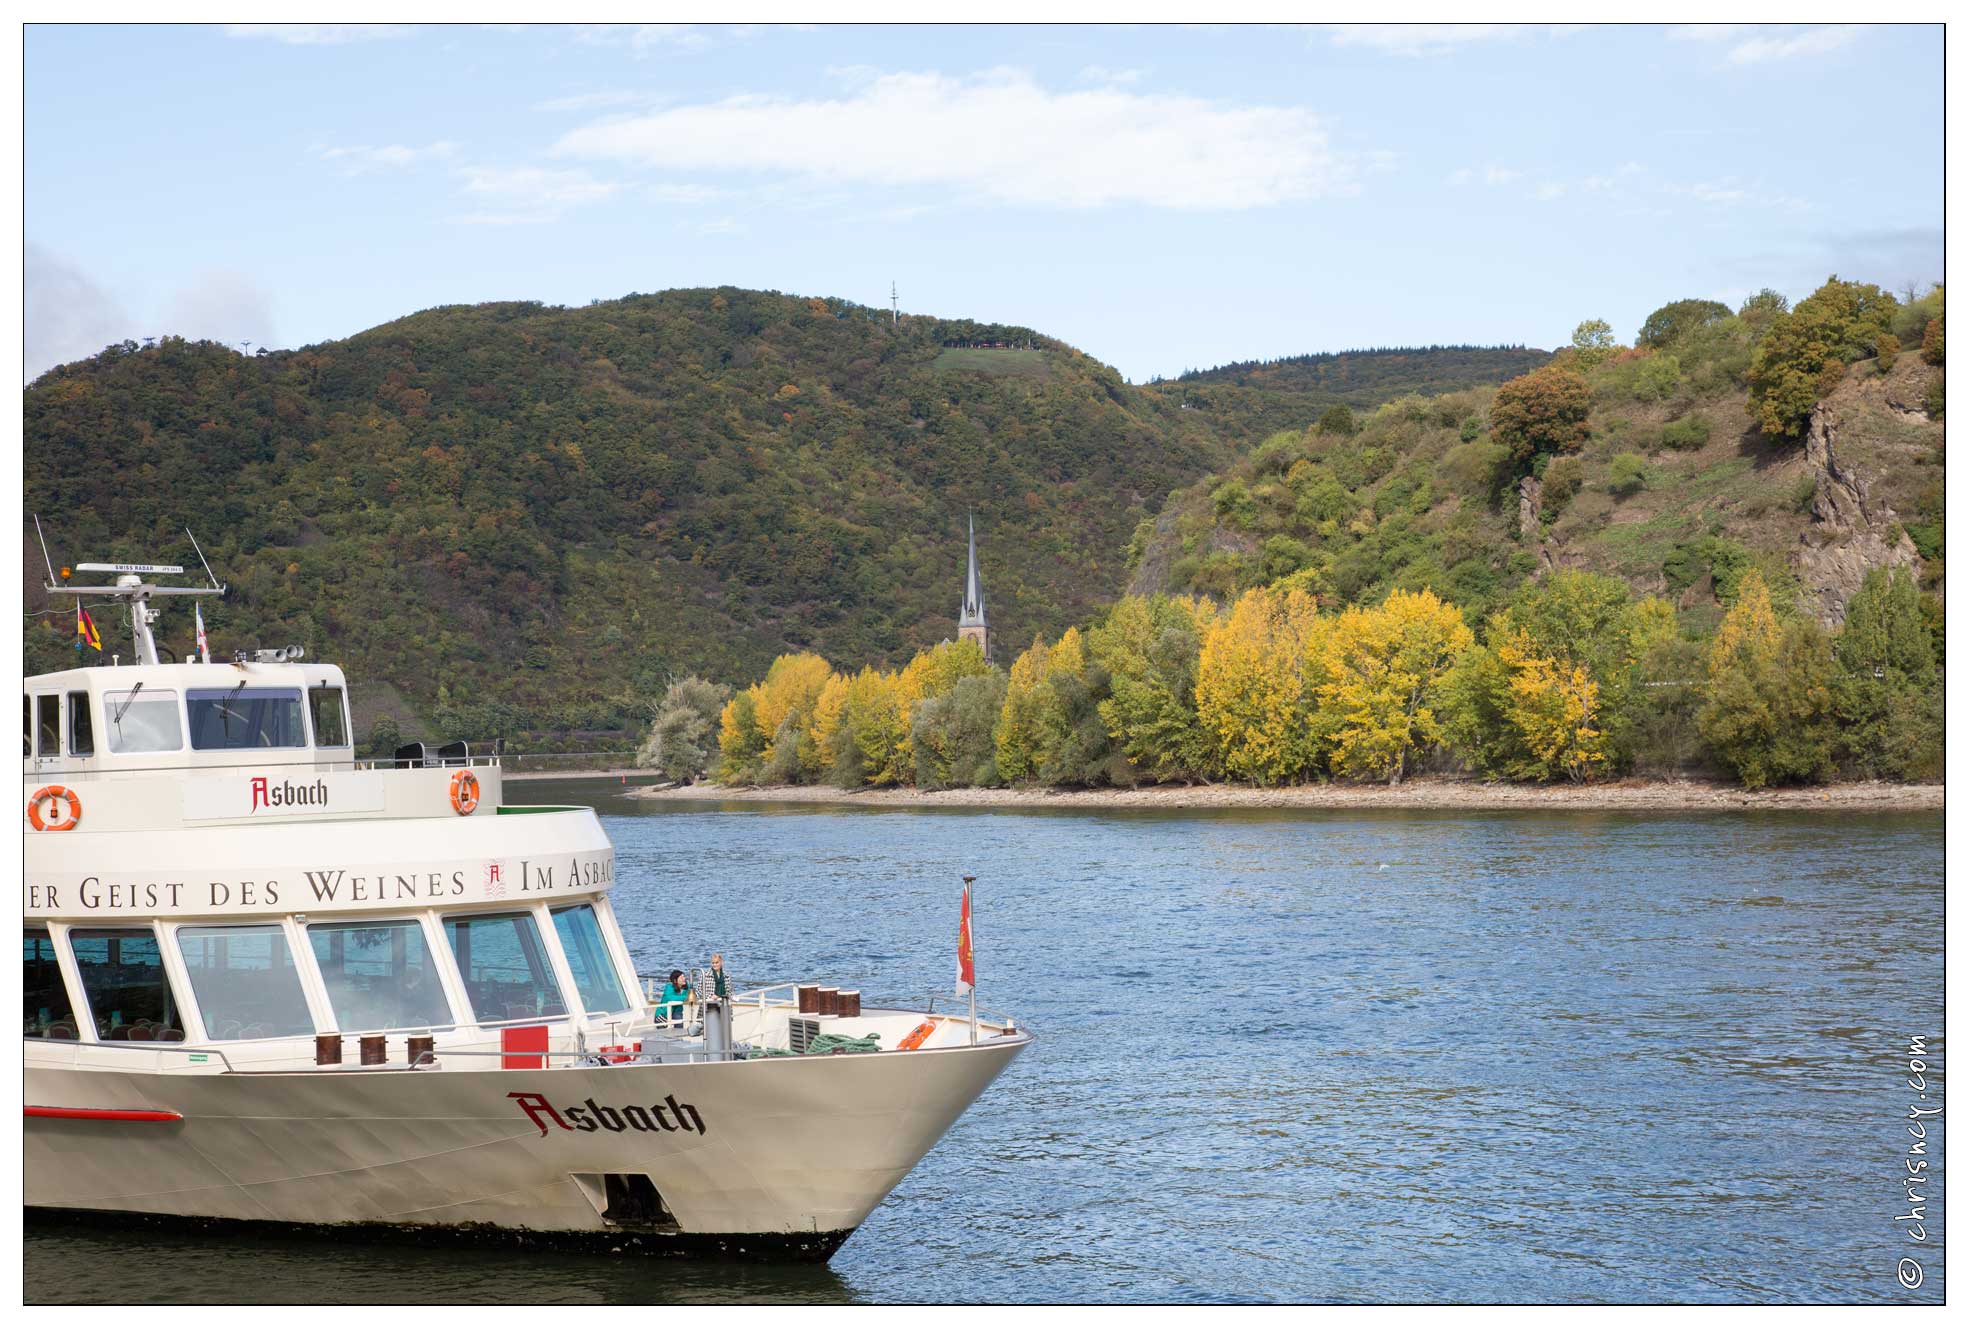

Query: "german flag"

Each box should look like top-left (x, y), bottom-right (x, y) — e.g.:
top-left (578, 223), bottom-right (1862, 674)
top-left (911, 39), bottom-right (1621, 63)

top-left (76, 603), bottom-right (101, 652)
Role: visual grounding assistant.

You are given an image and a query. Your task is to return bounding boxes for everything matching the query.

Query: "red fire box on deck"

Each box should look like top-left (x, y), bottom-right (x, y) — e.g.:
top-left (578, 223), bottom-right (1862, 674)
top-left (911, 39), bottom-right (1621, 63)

top-left (501, 1024), bottom-right (549, 1069)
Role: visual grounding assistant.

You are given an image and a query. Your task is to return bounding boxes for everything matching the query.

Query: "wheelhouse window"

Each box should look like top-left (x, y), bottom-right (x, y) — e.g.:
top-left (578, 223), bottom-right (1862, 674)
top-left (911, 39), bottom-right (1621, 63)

top-left (551, 904), bottom-right (630, 1014)
top-left (309, 686), bottom-right (350, 748)
top-left (36, 694), bottom-right (58, 756)
top-left (25, 930), bottom-right (79, 1040)
top-left (68, 928), bottom-right (185, 1041)
top-left (188, 687), bottom-right (306, 751)
top-left (104, 688), bottom-right (183, 754)
top-left (68, 691), bottom-right (94, 757)
top-left (308, 919), bottom-right (452, 1033)
top-left (176, 925), bottom-right (315, 1041)
top-left (443, 912), bottom-right (569, 1024)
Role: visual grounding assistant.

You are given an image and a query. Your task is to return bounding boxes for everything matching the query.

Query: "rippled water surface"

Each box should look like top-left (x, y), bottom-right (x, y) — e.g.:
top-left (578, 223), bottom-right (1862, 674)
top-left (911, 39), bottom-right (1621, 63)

top-left (28, 782), bottom-right (1945, 1303)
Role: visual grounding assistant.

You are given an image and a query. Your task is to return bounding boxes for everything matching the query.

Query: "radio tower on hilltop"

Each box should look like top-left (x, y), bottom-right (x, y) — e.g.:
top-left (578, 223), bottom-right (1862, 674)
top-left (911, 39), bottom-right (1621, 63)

top-left (891, 281), bottom-right (899, 325)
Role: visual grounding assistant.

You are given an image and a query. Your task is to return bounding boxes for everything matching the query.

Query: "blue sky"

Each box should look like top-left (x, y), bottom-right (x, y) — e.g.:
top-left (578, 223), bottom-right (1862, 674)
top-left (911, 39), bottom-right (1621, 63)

top-left (23, 22), bottom-right (1943, 383)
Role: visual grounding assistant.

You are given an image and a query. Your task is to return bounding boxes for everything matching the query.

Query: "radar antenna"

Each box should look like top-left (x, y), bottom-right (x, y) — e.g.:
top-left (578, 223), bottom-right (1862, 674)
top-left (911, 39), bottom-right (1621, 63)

top-left (34, 518), bottom-right (226, 666)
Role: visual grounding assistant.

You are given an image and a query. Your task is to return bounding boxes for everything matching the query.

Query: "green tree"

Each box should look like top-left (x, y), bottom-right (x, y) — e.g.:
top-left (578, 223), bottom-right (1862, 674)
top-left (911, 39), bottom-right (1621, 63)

top-left (1697, 571), bottom-right (1836, 787)
top-left (1317, 404), bottom-right (1358, 436)
top-left (637, 676), bottom-right (731, 781)
top-left (1570, 318), bottom-right (1618, 367)
top-left (1637, 298), bottom-right (1732, 349)
top-left (1089, 594), bottom-right (1218, 782)
top-left (912, 672), bottom-right (1008, 789)
top-left (1748, 276), bottom-right (1900, 439)
top-left (1831, 568), bottom-right (1942, 780)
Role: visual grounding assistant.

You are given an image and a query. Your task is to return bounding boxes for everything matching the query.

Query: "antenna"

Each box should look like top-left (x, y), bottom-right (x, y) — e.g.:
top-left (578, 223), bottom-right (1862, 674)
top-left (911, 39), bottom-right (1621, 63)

top-left (891, 281), bottom-right (899, 326)
top-left (185, 527), bottom-right (225, 591)
top-left (32, 514), bottom-right (59, 589)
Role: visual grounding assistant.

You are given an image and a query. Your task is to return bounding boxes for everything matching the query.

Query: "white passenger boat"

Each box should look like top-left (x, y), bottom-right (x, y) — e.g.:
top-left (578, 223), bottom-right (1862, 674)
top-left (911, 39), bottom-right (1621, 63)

top-left (23, 556), bottom-right (1029, 1261)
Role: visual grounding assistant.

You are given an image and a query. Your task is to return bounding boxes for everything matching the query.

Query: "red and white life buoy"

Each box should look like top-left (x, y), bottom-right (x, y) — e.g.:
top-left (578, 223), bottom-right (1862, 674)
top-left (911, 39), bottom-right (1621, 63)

top-left (27, 785), bottom-right (81, 832)
top-left (449, 770), bottom-right (481, 816)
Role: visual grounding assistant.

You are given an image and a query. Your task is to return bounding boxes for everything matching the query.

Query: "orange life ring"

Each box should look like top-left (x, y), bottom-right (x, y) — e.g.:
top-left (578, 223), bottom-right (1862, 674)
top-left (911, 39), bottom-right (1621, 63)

top-left (27, 785), bottom-right (81, 832)
top-left (449, 770), bottom-right (481, 816)
top-left (897, 1019), bottom-right (938, 1051)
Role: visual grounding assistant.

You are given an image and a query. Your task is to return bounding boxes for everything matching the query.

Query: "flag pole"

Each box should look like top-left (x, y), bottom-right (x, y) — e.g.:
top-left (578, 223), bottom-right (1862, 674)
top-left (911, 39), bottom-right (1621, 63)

top-left (964, 874), bottom-right (977, 1045)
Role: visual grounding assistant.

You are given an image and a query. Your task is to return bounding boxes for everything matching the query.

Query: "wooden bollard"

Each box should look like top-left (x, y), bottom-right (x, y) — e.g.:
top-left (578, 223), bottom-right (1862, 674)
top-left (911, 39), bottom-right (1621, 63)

top-left (406, 1035), bottom-right (435, 1067)
top-left (359, 1034), bottom-right (387, 1065)
top-left (838, 990), bottom-right (861, 1018)
top-left (797, 984), bottom-right (820, 1014)
top-left (817, 987), bottom-right (839, 1016)
top-left (315, 1034), bottom-right (343, 1066)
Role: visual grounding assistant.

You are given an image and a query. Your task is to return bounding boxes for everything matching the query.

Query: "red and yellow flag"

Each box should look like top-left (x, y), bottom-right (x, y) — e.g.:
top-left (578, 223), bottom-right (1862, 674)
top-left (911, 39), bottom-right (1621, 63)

top-left (956, 880), bottom-right (975, 996)
top-left (75, 604), bottom-right (101, 652)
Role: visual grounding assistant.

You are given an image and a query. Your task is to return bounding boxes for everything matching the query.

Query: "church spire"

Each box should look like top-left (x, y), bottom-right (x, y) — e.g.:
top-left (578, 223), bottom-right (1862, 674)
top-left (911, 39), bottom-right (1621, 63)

top-left (958, 513), bottom-right (989, 659)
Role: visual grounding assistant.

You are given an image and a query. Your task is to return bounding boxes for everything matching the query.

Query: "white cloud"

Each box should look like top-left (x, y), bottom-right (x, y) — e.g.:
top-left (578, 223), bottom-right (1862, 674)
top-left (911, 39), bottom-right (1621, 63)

top-left (1080, 64), bottom-right (1145, 85)
top-left (1724, 25), bottom-right (1859, 65)
top-left (24, 244), bottom-right (132, 381)
top-left (1668, 23), bottom-right (1860, 65)
top-left (318, 141), bottom-right (457, 173)
top-left (1450, 164), bottom-right (1523, 187)
top-left (224, 24), bottom-right (414, 45)
top-left (453, 165), bottom-right (618, 224)
top-left (693, 217), bottom-right (743, 235)
top-left (162, 271), bottom-right (278, 351)
top-left (1534, 182), bottom-right (1567, 201)
top-left (553, 68), bottom-right (1356, 211)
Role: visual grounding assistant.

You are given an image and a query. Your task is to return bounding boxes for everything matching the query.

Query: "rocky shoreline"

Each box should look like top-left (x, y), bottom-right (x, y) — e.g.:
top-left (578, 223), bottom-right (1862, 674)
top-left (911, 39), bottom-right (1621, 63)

top-left (623, 778), bottom-right (1942, 813)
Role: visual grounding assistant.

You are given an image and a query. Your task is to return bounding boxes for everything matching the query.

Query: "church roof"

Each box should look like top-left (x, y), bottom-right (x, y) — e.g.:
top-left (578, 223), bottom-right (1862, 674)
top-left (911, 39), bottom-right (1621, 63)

top-left (959, 514), bottom-right (986, 627)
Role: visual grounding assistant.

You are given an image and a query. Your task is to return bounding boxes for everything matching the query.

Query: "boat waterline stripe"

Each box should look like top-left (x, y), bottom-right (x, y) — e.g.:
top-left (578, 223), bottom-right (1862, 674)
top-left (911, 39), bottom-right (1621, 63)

top-left (26, 1105), bottom-right (183, 1123)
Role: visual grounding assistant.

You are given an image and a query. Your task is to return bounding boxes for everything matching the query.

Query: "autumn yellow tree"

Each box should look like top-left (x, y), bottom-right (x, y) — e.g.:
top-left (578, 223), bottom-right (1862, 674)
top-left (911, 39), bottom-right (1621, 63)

top-left (1316, 588), bottom-right (1472, 784)
top-left (994, 636), bottom-right (1053, 783)
top-left (1697, 570), bottom-right (1837, 787)
top-left (1494, 627), bottom-right (1607, 782)
top-left (1195, 586), bottom-right (1325, 783)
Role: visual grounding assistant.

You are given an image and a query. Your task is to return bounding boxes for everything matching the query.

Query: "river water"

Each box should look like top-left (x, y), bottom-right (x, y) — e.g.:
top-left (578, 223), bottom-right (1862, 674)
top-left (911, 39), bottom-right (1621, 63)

top-left (27, 781), bottom-right (1945, 1304)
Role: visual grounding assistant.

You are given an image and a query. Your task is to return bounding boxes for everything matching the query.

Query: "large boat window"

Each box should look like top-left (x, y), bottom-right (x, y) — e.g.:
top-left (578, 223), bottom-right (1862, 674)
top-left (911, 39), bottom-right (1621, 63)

top-left (25, 930), bottom-right (79, 1040)
top-left (23, 696), bottom-right (30, 757)
top-left (551, 905), bottom-right (630, 1014)
top-left (67, 928), bottom-right (185, 1041)
top-left (36, 694), bottom-right (59, 756)
top-left (104, 688), bottom-right (183, 754)
top-left (308, 919), bottom-right (453, 1032)
top-left (68, 691), bottom-right (94, 757)
top-left (309, 686), bottom-right (350, 748)
top-left (188, 687), bottom-right (306, 751)
top-left (443, 912), bottom-right (569, 1024)
top-left (176, 925), bottom-right (315, 1041)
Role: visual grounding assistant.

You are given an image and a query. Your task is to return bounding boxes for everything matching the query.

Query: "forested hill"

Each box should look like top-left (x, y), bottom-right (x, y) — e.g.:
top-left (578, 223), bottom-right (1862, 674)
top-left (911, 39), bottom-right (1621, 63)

top-left (1169, 344), bottom-right (1552, 398)
top-left (29, 288), bottom-right (1281, 740)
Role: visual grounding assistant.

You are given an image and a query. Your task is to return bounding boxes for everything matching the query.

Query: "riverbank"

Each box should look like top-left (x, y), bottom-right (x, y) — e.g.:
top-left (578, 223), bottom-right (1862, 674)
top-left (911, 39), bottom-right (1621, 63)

top-left (624, 777), bottom-right (1942, 812)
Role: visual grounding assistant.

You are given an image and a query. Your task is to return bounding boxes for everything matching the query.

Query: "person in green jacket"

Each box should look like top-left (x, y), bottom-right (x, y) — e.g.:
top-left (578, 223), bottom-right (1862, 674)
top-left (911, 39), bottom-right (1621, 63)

top-left (656, 970), bottom-right (691, 1025)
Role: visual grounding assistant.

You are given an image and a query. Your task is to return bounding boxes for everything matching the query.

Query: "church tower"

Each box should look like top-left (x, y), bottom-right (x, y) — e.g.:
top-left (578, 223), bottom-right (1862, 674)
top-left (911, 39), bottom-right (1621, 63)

top-left (957, 514), bottom-right (989, 660)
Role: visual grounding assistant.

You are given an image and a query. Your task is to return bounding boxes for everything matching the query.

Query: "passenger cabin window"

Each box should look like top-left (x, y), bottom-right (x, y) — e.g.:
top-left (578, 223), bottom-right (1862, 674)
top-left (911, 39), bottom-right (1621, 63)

top-left (308, 919), bottom-right (452, 1032)
top-left (309, 686), bottom-right (349, 748)
top-left (188, 687), bottom-right (306, 751)
top-left (68, 691), bottom-right (94, 757)
top-left (25, 930), bottom-right (79, 1040)
top-left (36, 695), bottom-right (59, 756)
top-left (104, 688), bottom-right (183, 754)
top-left (551, 905), bottom-right (630, 1014)
top-left (443, 912), bottom-right (569, 1024)
top-left (67, 928), bottom-right (185, 1041)
top-left (23, 696), bottom-right (30, 756)
top-left (176, 925), bottom-right (315, 1041)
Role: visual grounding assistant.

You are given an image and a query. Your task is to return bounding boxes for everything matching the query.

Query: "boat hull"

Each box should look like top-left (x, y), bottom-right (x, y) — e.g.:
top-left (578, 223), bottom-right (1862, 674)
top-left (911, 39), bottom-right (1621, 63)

top-left (25, 1036), bottom-right (1027, 1259)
